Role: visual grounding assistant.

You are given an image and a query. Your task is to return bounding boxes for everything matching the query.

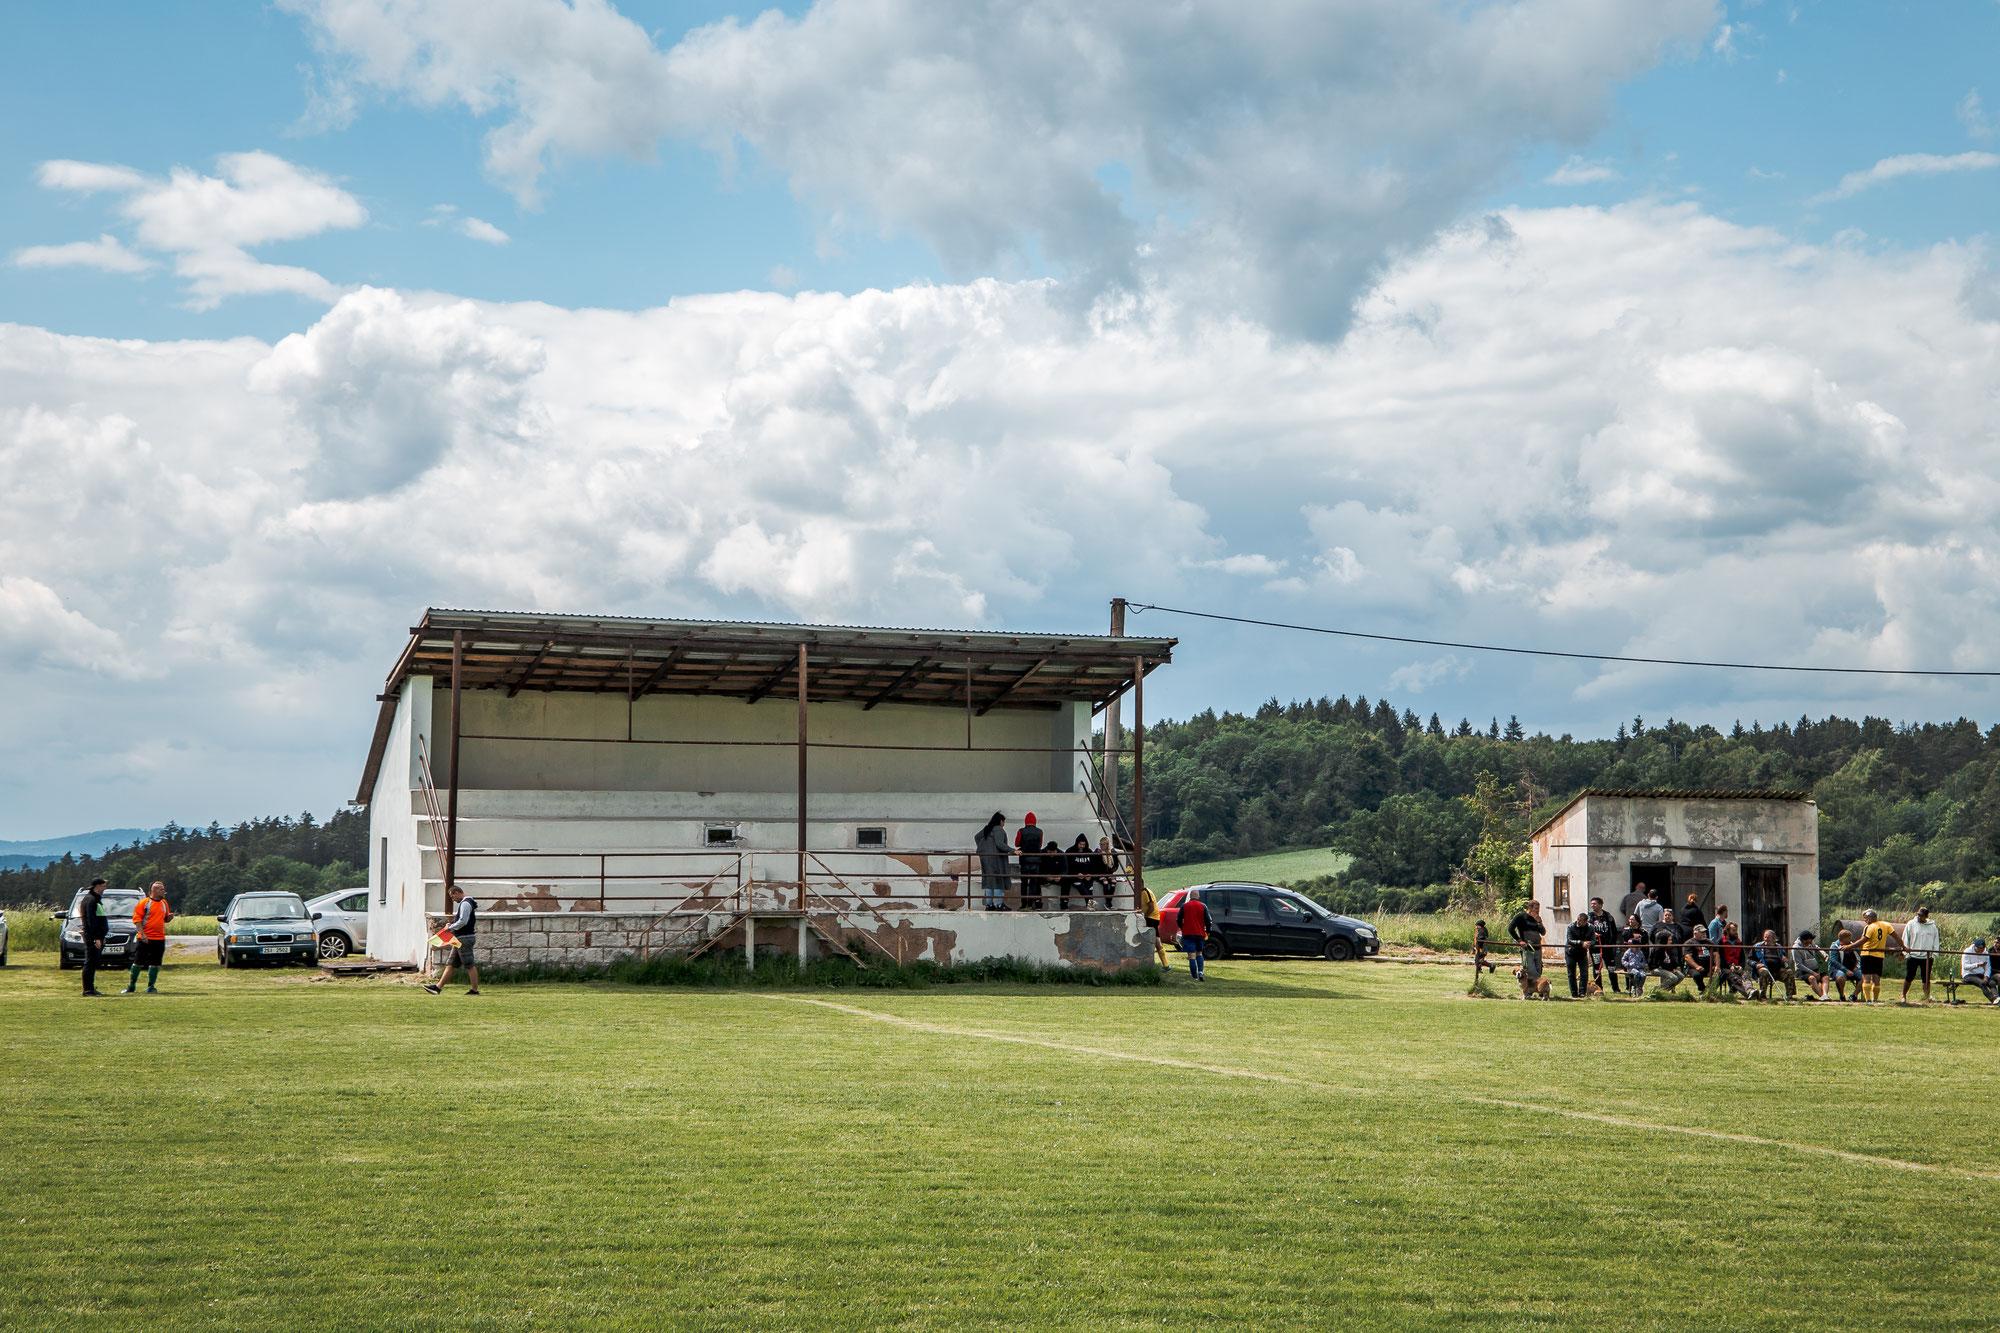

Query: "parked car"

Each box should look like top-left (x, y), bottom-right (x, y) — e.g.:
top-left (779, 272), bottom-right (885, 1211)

top-left (305, 888), bottom-right (370, 959)
top-left (57, 887), bottom-right (143, 969)
top-left (0, 906), bottom-right (9, 966)
top-left (216, 892), bottom-right (320, 968)
top-left (1156, 883), bottom-right (1380, 961)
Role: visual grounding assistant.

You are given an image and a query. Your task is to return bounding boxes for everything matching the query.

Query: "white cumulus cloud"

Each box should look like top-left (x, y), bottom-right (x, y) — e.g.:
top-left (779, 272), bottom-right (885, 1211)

top-left (1545, 155), bottom-right (1622, 186)
top-left (12, 234), bottom-right (153, 273)
top-left (33, 151), bottom-right (367, 307)
top-left (1811, 150), bottom-right (2000, 204)
top-left (457, 216), bottom-right (509, 244)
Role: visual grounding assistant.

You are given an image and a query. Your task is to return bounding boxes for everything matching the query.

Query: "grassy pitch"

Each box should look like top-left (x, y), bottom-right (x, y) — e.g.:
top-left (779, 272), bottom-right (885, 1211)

top-left (2, 950), bottom-right (1994, 1332)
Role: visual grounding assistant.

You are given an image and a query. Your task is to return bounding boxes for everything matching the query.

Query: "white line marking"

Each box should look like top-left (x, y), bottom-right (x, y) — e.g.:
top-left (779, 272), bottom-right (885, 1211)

top-left (769, 995), bottom-right (2000, 1184)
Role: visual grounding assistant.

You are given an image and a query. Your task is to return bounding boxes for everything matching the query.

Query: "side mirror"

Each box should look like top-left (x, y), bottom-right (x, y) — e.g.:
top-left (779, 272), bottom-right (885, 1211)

top-left (311, 912), bottom-right (323, 920)
top-left (50, 911), bottom-right (64, 920)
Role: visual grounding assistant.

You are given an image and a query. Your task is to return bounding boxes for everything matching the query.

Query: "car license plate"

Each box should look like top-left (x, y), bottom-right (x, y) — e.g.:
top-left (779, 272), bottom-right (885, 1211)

top-left (260, 946), bottom-right (289, 954)
top-left (104, 945), bottom-right (126, 954)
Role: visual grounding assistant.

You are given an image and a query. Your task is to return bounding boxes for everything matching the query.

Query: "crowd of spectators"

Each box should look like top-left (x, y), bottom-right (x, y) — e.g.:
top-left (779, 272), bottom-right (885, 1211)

top-left (1481, 890), bottom-right (1999, 1004)
top-left (973, 812), bottom-right (1122, 910)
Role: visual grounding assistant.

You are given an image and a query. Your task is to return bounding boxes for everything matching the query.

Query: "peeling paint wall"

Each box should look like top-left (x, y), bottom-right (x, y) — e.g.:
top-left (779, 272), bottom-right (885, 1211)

top-left (467, 909), bottom-right (1157, 973)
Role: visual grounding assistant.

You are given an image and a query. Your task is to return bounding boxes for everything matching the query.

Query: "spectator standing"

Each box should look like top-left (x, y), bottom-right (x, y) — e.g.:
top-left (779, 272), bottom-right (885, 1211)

top-left (78, 877), bottom-right (110, 997)
top-left (1014, 813), bottom-right (1046, 910)
top-left (1134, 880), bottom-right (1168, 968)
top-left (423, 887), bottom-right (480, 996)
top-left (122, 880), bottom-right (173, 995)
top-left (1791, 930), bottom-right (1827, 1000)
top-left (1858, 909), bottom-right (1893, 1003)
top-left (1638, 889), bottom-right (1665, 934)
top-left (1508, 899), bottom-right (1549, 999)
top-left (1679, 893), bottom-right (1705, 937)
top-left (1961, 939), bottom-right (1999, 1004)
top-left (1565, 913), bottom-right (1595, 997)
top-left (1587, 898), bottom-right (1620, 992)
top-left (1176, 891), bottom-right (1209, 981)
top-left (1618, 885), bottom-right (1645, 921)
top-left (974, 813), bottom-right (1012, 910)
top-left (1708, 904), bottom-right (1730, 943)
top-left (1901, 907), bottom-right (1940, 1003)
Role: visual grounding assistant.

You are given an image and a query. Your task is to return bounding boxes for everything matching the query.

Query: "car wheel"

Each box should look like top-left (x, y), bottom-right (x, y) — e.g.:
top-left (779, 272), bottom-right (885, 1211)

top-left (1201, 934), bottom-right (1229, 960)
top-left (318, 931), bottom-right (351, 960)
top-left (59, 954), bottom-right (75, 970)
top-left (1323, 936), bottom-right (1356, 962)
top-left (219, 944), bottom-right (234, 969)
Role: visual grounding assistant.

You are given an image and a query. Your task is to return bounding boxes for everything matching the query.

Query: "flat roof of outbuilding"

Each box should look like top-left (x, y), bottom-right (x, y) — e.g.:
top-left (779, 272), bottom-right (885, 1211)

top-left (356, 608), bottom-right (1174, 803)
top-left (1530, 787), bottom-right (1813, 838)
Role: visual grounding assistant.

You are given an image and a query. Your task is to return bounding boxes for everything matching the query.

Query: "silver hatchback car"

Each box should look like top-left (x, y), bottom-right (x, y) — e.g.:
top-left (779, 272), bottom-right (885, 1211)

top-left (305, 888), bottom-right (369, 959)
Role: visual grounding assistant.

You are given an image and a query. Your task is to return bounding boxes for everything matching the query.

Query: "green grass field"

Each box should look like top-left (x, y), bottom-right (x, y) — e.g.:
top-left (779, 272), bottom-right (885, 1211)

top-left (3, 946), bottom-right (1996, 1332)
top-left (5, 909), bottom-right (218, 953)
top-left (1144, 846), bottom-right (1352, 894)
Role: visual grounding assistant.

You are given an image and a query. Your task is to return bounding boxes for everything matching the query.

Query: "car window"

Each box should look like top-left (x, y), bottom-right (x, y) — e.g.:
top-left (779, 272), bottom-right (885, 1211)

top-left (1269, 896), bottom-right (1309, 920)
top-left (1215, 890), bottom-right (1267, 918)
top-left (339, 893), bottom-right (368, 913)
top-left (236, 896), bottom-right (307, 920)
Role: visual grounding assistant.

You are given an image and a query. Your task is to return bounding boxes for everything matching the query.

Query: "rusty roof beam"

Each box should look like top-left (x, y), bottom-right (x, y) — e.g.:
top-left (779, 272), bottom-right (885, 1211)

top-left (862, 656), bottom-right (934, 711)
top-left (976, 657), bottom-right (1049, 716)
top-left (630, 644), bottom-right (688, 698)
top-left (502, 640), bottom-right (556, 698)
top-left (742, 656), bottom-right (797, 705)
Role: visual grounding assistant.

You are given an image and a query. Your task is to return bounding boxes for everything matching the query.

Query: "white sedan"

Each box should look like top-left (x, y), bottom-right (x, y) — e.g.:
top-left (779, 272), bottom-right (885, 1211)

top-left (305, 888), bottom-right (370, 959)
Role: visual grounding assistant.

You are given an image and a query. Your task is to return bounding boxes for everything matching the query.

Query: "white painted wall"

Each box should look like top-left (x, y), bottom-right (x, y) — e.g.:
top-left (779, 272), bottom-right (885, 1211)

top-left (367, 678), bottom-right (436, 966)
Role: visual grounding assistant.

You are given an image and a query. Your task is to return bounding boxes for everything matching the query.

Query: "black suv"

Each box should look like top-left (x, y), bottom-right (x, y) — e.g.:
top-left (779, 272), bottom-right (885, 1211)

top-left (57, 888), bottom-right (143, 969)
top-left (1166, 883), bottom-right (1381, 961)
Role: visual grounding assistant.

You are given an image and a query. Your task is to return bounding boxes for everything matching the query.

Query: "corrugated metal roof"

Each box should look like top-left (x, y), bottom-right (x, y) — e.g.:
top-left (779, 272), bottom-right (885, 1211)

top-left (1531, 787), bottom-right (1812, 837)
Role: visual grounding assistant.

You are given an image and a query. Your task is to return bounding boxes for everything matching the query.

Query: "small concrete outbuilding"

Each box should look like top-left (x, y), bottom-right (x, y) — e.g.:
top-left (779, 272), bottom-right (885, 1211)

top-left (354, 609), bottom-right (1173, 973)
top-left (1529, 789), bottom-right (1819, 943)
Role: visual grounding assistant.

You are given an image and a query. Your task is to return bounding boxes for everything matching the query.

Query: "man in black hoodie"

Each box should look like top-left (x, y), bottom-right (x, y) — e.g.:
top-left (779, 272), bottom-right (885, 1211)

top-left (1679, 892), bottom-right (1705, 937)
top-left (78, 878), bottom-right (110, 996)
top-left (1586, 897), bottom-right (1620, 992)
top-left (1564, 913), bottom-right (1596, 997)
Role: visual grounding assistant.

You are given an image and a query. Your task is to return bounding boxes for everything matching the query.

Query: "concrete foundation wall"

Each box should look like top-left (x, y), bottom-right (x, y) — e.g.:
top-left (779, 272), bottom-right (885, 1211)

top-left (465, 908), bottom-right (1158, 973)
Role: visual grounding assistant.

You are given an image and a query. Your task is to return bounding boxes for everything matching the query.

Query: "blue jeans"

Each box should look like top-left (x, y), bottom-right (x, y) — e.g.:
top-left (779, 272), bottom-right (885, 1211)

top-left (1184, 937), bottom-right (1205, 978)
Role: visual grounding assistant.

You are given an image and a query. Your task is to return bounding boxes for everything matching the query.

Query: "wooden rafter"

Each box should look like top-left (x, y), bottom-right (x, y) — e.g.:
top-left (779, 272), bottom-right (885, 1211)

top-left (861, 656), bottom-right (934, 711)
top-left (976, 657), bottom-right (1048, 716)
top-left (503, 640), bottom-right (557, 697)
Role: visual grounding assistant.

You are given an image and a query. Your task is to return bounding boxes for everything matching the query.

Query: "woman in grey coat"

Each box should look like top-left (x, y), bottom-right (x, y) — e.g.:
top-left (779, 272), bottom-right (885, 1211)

top-left (974, 812), bottom-right (1012, 910)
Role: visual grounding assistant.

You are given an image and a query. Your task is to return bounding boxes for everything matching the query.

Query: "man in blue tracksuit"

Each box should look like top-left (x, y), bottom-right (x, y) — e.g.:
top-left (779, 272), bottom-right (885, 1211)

top-left (424, 887), bottom-right (480, 995)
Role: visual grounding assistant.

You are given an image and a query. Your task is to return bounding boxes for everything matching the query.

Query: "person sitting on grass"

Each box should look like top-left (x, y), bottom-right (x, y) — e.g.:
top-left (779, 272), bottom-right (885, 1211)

top-left (423, 886), bottom-right (480, 996)
top-left (1961, 938), bottom-right (1999, 1004)
top-left (1621, 932), bottom-right (1649, 996)
top-left (1751, 928), bottom-right (1795, 1000)
top-left (1829, 929), bottom-right (1862, 1001)
top-left (1507, 899), bottom-right (1549, 1000)
top-left (1791, 930), bottom-right (1827, 1000)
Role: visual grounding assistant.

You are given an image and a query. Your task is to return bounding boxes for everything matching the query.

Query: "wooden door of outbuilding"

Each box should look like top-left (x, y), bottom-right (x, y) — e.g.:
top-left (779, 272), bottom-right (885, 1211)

top-left (1740, 866), bottom-right (1789, 944)
top-left (1672, 865), bottom-right (1715, 921)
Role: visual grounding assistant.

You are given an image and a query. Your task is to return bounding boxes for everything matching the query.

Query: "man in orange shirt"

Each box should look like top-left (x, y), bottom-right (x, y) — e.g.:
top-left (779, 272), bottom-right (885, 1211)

top-left (123, 880), bottom-right (173, 995)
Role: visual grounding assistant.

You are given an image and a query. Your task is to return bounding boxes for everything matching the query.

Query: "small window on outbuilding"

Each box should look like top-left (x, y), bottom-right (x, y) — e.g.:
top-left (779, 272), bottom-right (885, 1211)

top-left (704, 824), bottom-right (741, 848)
top-left (856, 827), bottom-right (888, 848)
top-left (1552, 874), bottom-right (1571, 909)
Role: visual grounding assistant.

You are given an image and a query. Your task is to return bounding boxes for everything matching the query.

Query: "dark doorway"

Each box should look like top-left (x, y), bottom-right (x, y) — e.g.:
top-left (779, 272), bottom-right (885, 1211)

top-left (1626, 862), bottom-right (1675, 918)
top-left (1672, 865), bottom-right (1716, 922)
top-left (1741, 865), bottom-right (1789, 943)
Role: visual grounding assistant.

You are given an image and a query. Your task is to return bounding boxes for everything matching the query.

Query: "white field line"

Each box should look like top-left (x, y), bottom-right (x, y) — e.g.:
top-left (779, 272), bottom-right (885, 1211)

top-left (769, 995), bottom-right (2000, 1185)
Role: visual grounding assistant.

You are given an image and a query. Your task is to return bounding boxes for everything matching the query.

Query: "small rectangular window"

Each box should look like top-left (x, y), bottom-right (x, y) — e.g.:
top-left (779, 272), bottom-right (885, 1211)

top-left (704, 824), bottom-right (740, 847)
top-left (378, 837), bottom-right (388, 905)
top-left (856, 827), bottom-right (887, 847)
top-left (1552, 874), bottom-right (1571, 909)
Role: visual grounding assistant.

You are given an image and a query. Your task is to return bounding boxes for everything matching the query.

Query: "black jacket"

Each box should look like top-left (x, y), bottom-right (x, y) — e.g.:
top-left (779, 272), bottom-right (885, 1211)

top-left (80, 889), bottom-right (110, 941)
top-left (1507, 910), bottom-right (1546, 945)
top-left (1565, 919), bottom-right (1595, 953)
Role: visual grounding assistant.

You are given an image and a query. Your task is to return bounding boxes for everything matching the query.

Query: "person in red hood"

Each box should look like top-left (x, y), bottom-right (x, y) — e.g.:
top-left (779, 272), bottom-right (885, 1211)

top-left (1014, 812), bottom-right (1046, 910)
top-left (1176, 891), bottom-right (1209, 981)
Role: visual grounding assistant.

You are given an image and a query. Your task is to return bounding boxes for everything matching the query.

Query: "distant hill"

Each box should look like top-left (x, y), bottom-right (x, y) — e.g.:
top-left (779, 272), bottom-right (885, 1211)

top-left (0, 828), bottom-right (162, 871)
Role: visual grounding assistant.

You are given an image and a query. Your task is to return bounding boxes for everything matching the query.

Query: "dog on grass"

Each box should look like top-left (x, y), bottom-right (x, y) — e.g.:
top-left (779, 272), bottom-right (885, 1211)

top-left (1512, 966), bottom-right (1553, 1000)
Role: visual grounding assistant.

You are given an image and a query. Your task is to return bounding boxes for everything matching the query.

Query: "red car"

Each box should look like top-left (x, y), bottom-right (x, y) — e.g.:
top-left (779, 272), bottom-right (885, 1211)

top-left (1155, 883), bottom-right (1380, 961)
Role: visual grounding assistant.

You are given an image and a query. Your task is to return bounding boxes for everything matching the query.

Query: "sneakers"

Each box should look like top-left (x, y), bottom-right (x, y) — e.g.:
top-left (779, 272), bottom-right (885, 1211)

top-left (423, 983), bottom-right (442, 995)
top-left (464, 989), bottom-right (480, 996)
top-left (119, 986), bottom-right (136, 995)
top-left (145, 987), bottom-right (158, 994)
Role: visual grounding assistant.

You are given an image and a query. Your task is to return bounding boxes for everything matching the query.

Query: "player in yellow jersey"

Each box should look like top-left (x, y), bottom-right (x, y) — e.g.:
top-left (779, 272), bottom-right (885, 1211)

top-left (1857, 909), bottom-right (1894, 1003)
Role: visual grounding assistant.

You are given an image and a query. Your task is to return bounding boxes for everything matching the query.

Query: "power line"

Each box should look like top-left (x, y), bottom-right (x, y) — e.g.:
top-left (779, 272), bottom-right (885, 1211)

top-left (1123, 602), bottom-right (2000, 679)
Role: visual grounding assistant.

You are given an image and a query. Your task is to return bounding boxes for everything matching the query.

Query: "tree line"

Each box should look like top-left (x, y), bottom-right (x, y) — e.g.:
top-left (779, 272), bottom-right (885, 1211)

top-left (0, 811), bottom-right (369, 914)
top-left (1113, 698), bottom-right (2000, 913)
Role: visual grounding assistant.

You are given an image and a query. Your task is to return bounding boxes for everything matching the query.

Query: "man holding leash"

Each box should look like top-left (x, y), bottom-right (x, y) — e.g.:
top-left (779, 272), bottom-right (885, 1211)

top-left (122, 880), bottom-right (173, 994)
top-left (424, 886), bottom-right (480, 996)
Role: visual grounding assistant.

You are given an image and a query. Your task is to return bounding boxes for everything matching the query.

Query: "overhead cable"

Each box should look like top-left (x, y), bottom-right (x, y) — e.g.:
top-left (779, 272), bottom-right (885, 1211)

top-left (1123, 602), bottom-right (2000, 679)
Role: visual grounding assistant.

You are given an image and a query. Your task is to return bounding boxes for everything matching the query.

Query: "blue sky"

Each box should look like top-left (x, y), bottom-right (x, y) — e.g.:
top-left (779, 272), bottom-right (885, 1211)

top-left (4, 0), bottom-right (2000, 837)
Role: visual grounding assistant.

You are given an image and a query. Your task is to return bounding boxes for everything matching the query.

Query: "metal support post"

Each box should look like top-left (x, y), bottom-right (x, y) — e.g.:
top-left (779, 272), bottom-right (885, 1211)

top-left (1131, 654), bottom-right (1145, 898)
top-left (797, 643), bottom-right (810, 957)
top-left (1105, 598), bottom-right (1124, 826)
top-left (444, 630), bottom-right (463, 903)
